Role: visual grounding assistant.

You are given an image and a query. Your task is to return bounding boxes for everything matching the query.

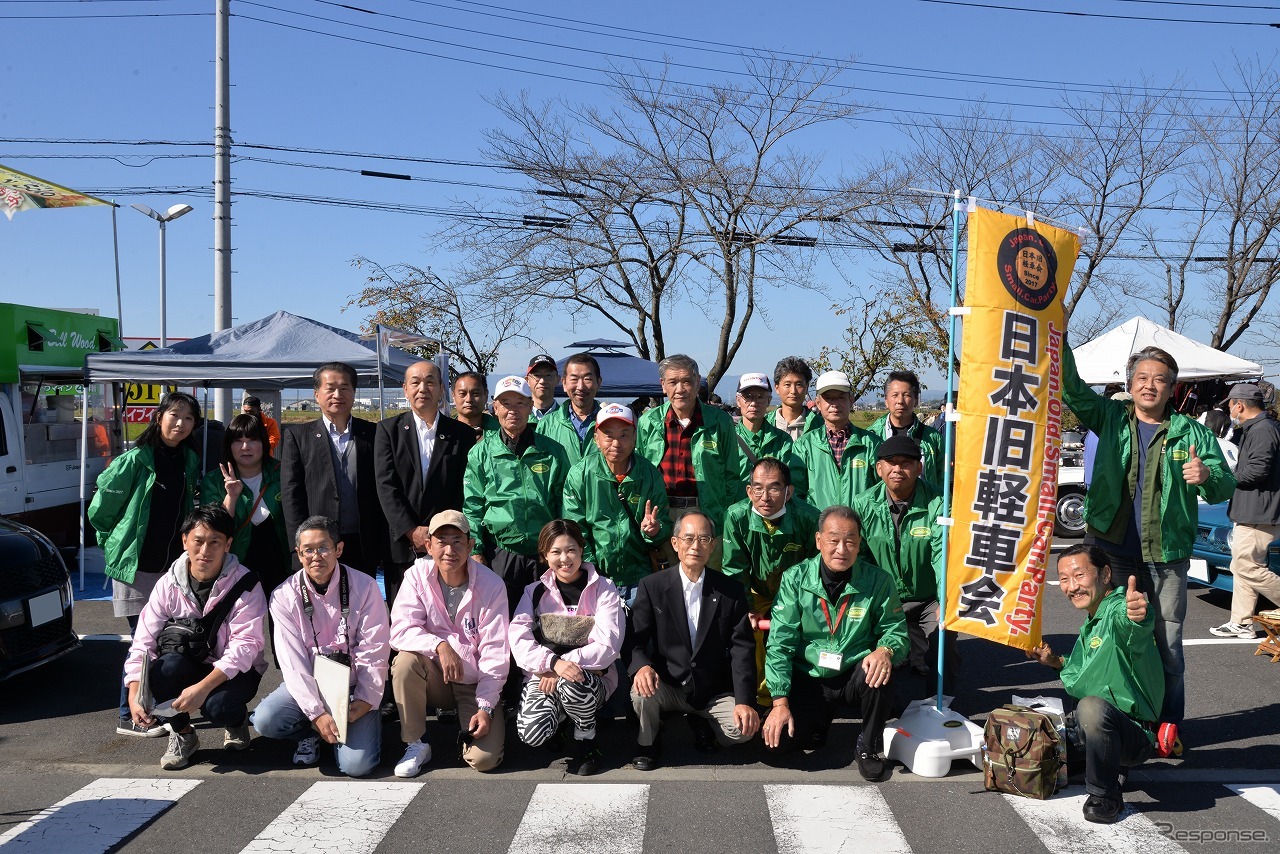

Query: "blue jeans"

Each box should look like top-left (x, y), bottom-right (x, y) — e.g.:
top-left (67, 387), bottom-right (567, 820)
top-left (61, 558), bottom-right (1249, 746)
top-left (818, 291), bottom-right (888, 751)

top-left (251, 683), bottom-right (381, 777)
top-left (1102, 552), bottom-right (1187, 725)
top-left (1068, 695), bottom-right (1154, 800)
top-left (119, 615), bottom-right (139, 717)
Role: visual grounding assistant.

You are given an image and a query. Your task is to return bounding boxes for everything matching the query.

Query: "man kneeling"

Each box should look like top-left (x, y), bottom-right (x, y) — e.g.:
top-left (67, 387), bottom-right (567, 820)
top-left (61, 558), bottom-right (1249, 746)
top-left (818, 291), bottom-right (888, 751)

top-left (124, 505), bottom-right (268, 770)
top-left (1029, 544), bottom-right (1164, 824)
top-left (252, 516), bottom-right (390, 776)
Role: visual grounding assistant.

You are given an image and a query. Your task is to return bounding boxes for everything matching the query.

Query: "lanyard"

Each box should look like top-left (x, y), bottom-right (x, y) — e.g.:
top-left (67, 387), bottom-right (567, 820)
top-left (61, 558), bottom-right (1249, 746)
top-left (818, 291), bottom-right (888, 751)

top-left (819, 596), bottom-right (849, 636)
top-left (300, 565), bottom-right (350, 653)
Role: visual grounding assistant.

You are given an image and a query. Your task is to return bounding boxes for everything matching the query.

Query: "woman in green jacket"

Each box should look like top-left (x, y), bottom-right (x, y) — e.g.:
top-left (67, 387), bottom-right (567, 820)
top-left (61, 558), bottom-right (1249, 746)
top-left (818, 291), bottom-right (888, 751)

top-left (88, 391), bottom-right (202, 736)
top-left (200, 414), bottom-right (290, 594)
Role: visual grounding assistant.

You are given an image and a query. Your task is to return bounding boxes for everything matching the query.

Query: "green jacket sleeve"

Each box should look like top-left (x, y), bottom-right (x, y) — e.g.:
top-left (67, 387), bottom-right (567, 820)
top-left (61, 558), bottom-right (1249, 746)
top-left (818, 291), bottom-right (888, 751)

top-left (764, 569), bottom-right (803, 698)
top-left (720, 504), bottom-right (749, 584)
top-left (1186, 419), bottom-right (1237, 505)
top-left (462, 442), bottom-right (488, 555)
top-left (88, 450), bottom-right (140, 535)
top-left (873, 574), bottom-right (910, 666)
top-left (645, 468), bottom-right (673, 544)
top-left (1061, 343), bottom-right (1113, 435)
top-left (561, 463), bottom-right (594, 561)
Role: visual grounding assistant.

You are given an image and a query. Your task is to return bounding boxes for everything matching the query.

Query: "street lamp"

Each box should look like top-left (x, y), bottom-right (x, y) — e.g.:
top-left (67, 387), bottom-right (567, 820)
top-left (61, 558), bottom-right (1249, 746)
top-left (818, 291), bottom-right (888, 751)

top-left (131, 202), bottom-right (194, 347)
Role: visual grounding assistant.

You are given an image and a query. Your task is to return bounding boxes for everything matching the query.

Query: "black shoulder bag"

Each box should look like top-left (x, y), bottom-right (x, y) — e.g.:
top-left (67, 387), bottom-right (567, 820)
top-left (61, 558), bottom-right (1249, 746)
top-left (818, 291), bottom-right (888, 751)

top-left (157, 571), bottom-right (261, 663)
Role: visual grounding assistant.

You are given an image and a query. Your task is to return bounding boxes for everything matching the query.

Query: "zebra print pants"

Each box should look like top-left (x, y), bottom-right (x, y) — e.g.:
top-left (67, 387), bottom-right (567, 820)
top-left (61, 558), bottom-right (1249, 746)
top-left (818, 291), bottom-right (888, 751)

top-left (515, 670), bottom-right (607, 746)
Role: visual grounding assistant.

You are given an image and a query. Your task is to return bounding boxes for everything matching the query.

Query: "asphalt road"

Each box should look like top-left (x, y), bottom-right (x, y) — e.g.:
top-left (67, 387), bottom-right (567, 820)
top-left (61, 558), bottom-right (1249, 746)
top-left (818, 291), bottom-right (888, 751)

top-left (1, 548), bottom-right (1277, 853)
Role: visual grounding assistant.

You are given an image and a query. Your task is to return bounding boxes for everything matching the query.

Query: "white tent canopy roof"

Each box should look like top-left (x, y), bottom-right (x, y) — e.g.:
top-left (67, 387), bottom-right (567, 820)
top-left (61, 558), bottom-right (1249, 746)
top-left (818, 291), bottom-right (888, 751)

top-left (1072, 316), bottom-right (1263, 385)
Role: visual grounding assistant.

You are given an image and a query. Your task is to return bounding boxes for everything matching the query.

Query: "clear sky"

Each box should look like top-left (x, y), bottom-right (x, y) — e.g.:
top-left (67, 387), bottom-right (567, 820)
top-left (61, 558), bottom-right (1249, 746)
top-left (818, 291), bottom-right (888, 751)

top-left (4, 0), bottom-right (1279, 397)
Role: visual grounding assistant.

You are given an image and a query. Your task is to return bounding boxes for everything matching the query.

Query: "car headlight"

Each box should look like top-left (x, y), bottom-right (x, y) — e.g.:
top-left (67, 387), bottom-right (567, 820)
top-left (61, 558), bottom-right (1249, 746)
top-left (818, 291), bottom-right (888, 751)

top-left (1196, 525), bottom-right (1232, 554)
top-left (0, 600), bottom-right (24, 629)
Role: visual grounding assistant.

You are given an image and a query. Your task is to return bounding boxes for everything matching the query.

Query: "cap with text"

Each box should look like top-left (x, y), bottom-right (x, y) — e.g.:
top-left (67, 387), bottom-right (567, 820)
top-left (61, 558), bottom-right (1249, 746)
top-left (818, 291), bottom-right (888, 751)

top-left (596, 403), bottom-right (636, 427)
top-left (816, 370), bottom-right (852, 395)
top-left (527, 354), bottom-right (558, 373)
top-left (428, 509), bottom-right (471, 536)
top-left (493, 375), bottom-right (532, 400)
top-left (737, 372), bottom-right (772, 393)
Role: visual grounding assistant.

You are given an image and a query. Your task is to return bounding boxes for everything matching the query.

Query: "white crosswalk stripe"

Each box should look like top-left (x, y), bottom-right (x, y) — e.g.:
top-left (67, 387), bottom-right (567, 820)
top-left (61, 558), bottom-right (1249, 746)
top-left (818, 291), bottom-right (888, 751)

top-left (0, 777), bottom-right (200, 854)
top-left (1227, 784), bottom-right (1280, 824)
top-left (1003, 792), bottom-right (1188, 854)
top-left (238, 781), bottom-right (422, 854)
top-left (507, 783), bottom-right (649, 854)
top-left (766, 784), bottom-right (912, 854)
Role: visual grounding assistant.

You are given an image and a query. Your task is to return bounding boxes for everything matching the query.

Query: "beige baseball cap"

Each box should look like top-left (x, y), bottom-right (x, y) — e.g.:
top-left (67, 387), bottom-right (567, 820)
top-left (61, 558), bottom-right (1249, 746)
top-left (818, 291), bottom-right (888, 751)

top-left (427, 509), bottom-right (471, 536)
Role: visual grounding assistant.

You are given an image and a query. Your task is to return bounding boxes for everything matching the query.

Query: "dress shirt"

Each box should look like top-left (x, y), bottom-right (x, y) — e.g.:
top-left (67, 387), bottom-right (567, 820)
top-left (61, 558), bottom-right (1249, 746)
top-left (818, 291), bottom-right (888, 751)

top-left (680, 566), bottom-right (704, 647)
top-left (412, 410), bottom-right (440, 478)
top-left (322, 414), bottom-right (353, 459)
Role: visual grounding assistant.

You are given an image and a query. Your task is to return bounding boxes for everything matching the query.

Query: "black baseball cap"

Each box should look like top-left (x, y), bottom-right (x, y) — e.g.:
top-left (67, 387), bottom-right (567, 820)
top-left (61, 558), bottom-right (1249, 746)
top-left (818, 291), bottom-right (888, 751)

top-left (876, 434), bottom-right (923, 461)
top-left (527, 354), bottom-right (557, 373)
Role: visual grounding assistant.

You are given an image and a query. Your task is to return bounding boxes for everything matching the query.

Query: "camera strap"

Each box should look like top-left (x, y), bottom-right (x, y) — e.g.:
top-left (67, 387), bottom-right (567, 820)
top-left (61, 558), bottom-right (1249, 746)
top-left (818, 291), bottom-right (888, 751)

top-left (300, 565), bottom-right (351, 655)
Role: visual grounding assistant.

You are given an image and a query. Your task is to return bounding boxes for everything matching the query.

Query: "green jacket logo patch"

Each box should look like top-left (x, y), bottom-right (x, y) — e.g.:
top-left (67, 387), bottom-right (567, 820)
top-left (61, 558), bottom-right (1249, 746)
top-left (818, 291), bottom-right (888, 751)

top-left (530, 463), bottom-right (550, 475)
top-left (852, 459), bottom-right (866, 468)
top-left (909, 526), bottom-right (930, 538)
top-left (783, 543), bottom-right (801, 553)
top-left (1170, 449), bottom-right (1189, 461)
top-left (849, 606), bottom-right (866, 619)
top-left (702, 438), bottom-right (718, 451)
top-left (1089, 636), bottom-right (1103, 650)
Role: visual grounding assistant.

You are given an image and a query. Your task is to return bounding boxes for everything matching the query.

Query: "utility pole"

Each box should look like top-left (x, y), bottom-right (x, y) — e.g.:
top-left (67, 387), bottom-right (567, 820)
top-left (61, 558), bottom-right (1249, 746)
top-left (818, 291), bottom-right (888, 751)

top-left (213, 0), bottom-right (233, 422)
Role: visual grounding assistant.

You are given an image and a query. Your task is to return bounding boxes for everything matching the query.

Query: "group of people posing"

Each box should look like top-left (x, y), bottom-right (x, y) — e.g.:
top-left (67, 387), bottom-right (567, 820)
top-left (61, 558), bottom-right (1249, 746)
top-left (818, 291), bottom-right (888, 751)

top-left (90, 342), bottom-right (1245, 823)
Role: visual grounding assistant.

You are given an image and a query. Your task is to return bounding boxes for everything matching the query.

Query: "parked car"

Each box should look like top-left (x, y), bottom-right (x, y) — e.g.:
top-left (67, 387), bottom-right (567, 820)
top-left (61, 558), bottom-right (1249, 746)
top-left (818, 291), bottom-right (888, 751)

top-left (0, 517), bottom-right (78, 680)
top-left (1191, 499), bottom-right (1280, 593)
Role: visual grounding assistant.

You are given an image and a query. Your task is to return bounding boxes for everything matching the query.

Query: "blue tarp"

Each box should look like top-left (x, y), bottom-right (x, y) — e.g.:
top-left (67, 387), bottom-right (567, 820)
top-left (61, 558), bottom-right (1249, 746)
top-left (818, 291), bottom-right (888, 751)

top-left (555, 342), bottom-right (662, 397)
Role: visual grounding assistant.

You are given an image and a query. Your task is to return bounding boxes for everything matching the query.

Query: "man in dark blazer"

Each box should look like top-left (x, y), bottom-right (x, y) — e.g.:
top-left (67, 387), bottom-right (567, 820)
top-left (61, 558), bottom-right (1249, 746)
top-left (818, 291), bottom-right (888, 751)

top-left (375, 360), bottom-right (476, 607)
top-left (624, 510), bottom-right (760, 770)
top-left (280, 362), bottom-right (387, 579)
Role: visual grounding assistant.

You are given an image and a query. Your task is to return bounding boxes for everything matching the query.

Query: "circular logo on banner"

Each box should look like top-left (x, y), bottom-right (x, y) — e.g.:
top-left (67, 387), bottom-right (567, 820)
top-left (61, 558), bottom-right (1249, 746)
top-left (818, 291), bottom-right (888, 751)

top-left (996, 228), bottom-right (1059, 310)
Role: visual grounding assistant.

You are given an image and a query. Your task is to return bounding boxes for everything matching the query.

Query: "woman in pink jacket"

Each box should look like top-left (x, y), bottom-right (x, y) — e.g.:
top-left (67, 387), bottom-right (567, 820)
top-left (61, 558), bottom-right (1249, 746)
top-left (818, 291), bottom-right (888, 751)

top-left (508, 519), bottom-right (624, 776)
top-left (124, 505), bottom-right (268, 771)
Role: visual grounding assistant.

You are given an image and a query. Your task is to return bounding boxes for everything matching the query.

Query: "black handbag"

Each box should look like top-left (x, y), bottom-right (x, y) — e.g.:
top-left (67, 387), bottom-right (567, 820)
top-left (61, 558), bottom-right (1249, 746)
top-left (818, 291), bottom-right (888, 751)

top-left (156, 571), bottom-right (260, 662)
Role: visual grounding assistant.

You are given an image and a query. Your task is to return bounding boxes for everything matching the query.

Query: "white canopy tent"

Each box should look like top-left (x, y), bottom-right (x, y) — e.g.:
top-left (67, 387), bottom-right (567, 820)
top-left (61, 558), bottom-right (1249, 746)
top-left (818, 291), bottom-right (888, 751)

top-left (1072, 316), bottom-right (1264, 384)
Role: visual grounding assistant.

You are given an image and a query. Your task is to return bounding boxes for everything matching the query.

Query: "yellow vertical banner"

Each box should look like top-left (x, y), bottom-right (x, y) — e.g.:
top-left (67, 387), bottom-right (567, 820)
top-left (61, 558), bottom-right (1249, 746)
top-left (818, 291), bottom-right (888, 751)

top-left (944, 207), bottom-right (1081, 651)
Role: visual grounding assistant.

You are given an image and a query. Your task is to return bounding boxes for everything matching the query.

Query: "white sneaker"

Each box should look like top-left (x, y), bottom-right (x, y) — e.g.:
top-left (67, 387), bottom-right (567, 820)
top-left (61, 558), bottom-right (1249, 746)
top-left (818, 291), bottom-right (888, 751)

top-left (293, 735), bottom-right (321, 767)
top-left (161, 729), bottom-right (200, 770)
top-left (223, 720), bottom-right (252, 751)
top-left (1210, 621), bottom-right (1259, 639)
top-left (394, 740), bottom-right (432, 778)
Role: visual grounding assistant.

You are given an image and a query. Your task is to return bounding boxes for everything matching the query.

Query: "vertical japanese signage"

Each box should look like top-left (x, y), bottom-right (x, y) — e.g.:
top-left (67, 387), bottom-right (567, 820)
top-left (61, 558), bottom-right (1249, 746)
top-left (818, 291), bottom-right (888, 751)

top-left (944, 207), bottom-right (1080, 651)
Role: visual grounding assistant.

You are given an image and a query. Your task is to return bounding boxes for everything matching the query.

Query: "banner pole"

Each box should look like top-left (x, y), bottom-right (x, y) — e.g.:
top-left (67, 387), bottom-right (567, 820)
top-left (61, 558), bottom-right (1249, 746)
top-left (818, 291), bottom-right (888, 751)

top-left (111, 204), bottom-right (124, 339)
top-left (376, 323), bottom-right (387, 421)
top-left (937, 188), bottom-right (963, 712)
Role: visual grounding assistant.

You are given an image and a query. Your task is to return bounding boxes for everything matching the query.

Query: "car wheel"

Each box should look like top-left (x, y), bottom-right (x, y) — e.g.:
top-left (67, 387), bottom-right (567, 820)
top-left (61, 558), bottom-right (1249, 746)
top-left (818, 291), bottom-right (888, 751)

top-left (1055, 488), bottom-right (1086, 538)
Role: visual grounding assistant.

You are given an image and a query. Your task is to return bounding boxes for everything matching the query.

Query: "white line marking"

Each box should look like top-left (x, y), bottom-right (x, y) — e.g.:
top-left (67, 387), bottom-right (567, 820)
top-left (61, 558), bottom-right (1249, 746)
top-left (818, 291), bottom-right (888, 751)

top-left (507, 783), bottom-right (649, 854)
top-left (78, 633), bottom-right (131, 642)
top-left (1004, 792), bottom-right (1186, 854)
top-left (0, 777), bottom-right (200, 853)
top-left (239, 781), bottom-right (421, 854)
top-left (1227, 783), bottom-right (1280, 823)
top-left (766, 784), bottom-right (911, 854)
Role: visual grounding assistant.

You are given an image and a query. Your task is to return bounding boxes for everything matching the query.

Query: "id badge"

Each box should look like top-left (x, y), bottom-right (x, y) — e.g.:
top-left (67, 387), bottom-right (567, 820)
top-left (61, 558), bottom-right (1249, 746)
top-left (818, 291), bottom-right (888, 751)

top-left (818, 650), bottom-right (843, 671)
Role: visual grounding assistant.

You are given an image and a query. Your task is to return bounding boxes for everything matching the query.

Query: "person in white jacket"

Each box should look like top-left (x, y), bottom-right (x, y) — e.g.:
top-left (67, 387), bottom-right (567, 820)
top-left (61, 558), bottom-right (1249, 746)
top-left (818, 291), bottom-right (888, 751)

top-left (508, 519), bottom-right (624, 776)
top-left (251, 516), bottom-right (390, 775)
top-left (124, 504), bottom-right (267, 770)
top-left (389, 510), bottom-right (510, 776)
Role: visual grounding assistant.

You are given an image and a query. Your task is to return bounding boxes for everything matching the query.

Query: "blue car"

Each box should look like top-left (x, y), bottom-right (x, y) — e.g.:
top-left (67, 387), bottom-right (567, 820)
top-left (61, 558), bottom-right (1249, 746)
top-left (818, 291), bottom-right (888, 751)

top-left (1191, 500), bottom-right (1280, 593)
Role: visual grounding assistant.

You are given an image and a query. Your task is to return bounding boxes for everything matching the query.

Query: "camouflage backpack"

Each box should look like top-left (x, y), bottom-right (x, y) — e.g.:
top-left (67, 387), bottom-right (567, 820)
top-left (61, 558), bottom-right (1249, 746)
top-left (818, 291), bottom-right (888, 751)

top-left (983, 705), bottom-right (1063, 799)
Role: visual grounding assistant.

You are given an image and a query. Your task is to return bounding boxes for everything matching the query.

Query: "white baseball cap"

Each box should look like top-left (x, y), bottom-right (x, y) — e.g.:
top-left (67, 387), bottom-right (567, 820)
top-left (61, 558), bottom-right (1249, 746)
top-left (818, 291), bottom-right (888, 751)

top-left (816, 370), bottom-right (852, 395)
top-left (493, 375), bottom-right (532, 399)
top-left (596, 403), bottom-right (636, 427)
top-left (737, 372), bottom-right (772, 393)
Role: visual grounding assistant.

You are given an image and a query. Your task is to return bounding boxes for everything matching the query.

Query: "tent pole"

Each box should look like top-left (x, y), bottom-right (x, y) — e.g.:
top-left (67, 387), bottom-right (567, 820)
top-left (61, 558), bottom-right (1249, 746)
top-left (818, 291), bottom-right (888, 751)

top-left (111, 204), bottom-right (124, 339)
top-left (78, 384), bottom-right (89, 592)
top-left (202, 386), bottom-right (210, 476)
top-left (937, 188), bottom-right (963, 712)
top-left (376, 323), bottom-right (386, 420)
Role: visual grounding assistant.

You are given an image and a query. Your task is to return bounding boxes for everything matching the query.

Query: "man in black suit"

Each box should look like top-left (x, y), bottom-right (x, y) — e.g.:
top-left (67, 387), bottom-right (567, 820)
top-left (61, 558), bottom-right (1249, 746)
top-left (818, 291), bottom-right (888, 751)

top-left (624, 510), bottom-right (760, 770)
top-left (375, 360), bottom-right (476, 607)
top-left (280, 362), bottom-right (386, 578)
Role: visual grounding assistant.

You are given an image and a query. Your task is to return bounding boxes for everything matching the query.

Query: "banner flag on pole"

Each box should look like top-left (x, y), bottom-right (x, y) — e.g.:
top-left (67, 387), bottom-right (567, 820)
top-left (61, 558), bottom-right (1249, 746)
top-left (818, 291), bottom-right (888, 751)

top-left (0, 164), bottom-right (111, 220)
top-left (944, 205), bottom-right (1081, 651)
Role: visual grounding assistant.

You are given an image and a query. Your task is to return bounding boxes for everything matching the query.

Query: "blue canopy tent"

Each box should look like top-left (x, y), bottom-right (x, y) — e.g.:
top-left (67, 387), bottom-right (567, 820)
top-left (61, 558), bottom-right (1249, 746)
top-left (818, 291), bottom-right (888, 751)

top-left (555, 339), bottom-right (662, 398)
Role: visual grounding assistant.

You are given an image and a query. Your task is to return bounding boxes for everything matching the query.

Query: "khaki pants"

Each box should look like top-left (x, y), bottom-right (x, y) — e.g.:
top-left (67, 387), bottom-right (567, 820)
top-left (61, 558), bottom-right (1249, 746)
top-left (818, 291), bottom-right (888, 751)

top-left (661, 502), bottom-right (724, 569)
top-left (631, 681), bottom-right (750, 748)
top-left (391, 651), bottom-right (505, 772)
top-left (1229, 523), bottom-right (1280, 626)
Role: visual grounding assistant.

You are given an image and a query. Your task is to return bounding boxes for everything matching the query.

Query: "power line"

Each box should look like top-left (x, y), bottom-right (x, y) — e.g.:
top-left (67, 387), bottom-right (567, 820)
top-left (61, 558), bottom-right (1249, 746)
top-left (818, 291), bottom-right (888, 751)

top-left (911, 0), bottom-right (1280, 25)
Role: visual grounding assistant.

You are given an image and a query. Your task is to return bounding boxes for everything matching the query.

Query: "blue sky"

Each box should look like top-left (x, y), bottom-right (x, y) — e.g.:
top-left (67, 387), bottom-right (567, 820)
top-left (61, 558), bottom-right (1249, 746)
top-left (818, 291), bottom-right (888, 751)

top-left (4, 0), bottom-right (1278, 398)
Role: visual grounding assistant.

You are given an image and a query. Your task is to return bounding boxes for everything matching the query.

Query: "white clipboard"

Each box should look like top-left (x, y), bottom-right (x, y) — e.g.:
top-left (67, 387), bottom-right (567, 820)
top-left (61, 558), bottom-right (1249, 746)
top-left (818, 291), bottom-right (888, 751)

top-left (313, 656), bottom-right (352, 743)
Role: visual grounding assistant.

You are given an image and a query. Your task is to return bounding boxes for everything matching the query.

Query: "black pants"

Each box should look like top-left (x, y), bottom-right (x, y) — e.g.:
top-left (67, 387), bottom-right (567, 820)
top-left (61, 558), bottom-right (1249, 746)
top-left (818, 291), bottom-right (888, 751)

top-left (339, 532), bottom-right (379, 579)
top-left (384, 560), bottom-right (414, 611)
top-left (896, 599), bottom-right (960, 708)
top-left (484, 545), bottom-right (542, 709)
top-left (1068, 695), bottom-right (1154, 800)
top-left (771, 663), bottom-right (894, 755)
top-left (149, 652), bottom-right (263, 732)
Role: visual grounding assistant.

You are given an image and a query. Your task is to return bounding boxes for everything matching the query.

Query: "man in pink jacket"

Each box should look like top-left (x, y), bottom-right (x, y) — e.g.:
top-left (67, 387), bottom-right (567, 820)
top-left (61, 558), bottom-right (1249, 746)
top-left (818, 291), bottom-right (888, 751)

top-left (251, 515), bottom-right (390, 776)
top-left (124, 505), bottom-right (268, 771)
top-left (390, 510), bottom-right (510, 775)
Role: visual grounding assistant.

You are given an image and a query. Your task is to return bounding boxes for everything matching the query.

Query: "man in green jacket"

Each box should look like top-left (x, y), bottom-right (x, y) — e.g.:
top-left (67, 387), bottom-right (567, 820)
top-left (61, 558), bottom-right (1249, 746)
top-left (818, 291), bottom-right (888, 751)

top-left (722, 457), bottom-right (819, 704)
top-left (866, 370), bottom-right (946, 488)
top-left (790, 370), bottom-right (880, 509)
top-left (462, 375), bottom-right (569, 611)
top-left (761, 505), bottom-right (908, 781)
top-left (636, 354), bottom-right (748, 568)
top-left (1029, 544), bottom-right (1164, 824)
top-left (734, 372), bottom-right (804, 494)
top-left (563, 403), bottom-right (671, 602)
top-left (771, 356), bottom-right (822, 440)
top-left (535, 353), bottom-right (602, 468)
top-left (852, 435), bottom-right (954, 706)
top-left (1063, 342), bottom-right (1233, 737)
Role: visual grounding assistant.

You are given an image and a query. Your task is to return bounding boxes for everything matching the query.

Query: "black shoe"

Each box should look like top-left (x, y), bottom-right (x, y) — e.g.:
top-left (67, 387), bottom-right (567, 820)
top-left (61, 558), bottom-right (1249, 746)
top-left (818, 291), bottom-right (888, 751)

top-left (687, 714), bottom-right (719, 753)
top-left (856, 744), bottom-right (886, 782)
top-left (631, 741), bottom-right (660, 771)
top-left (1082, 794), bottom-right (1124, 824)
top-left (568, 738), bottom-right (601, 776)
top-left (807, 718), bottom-right (832, 750)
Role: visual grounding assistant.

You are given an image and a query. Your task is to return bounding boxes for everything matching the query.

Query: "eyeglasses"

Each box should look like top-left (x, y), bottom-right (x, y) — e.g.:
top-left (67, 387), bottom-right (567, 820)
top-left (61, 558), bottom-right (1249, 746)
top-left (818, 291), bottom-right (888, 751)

top-left (432, 535), bottom-right (468, 550)
top-left (297, 546), bottom-right (332, 558)
top-left (677, 535), bottom-right (714, 546)
top-left (748, 484), bottom-right (785, 497)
